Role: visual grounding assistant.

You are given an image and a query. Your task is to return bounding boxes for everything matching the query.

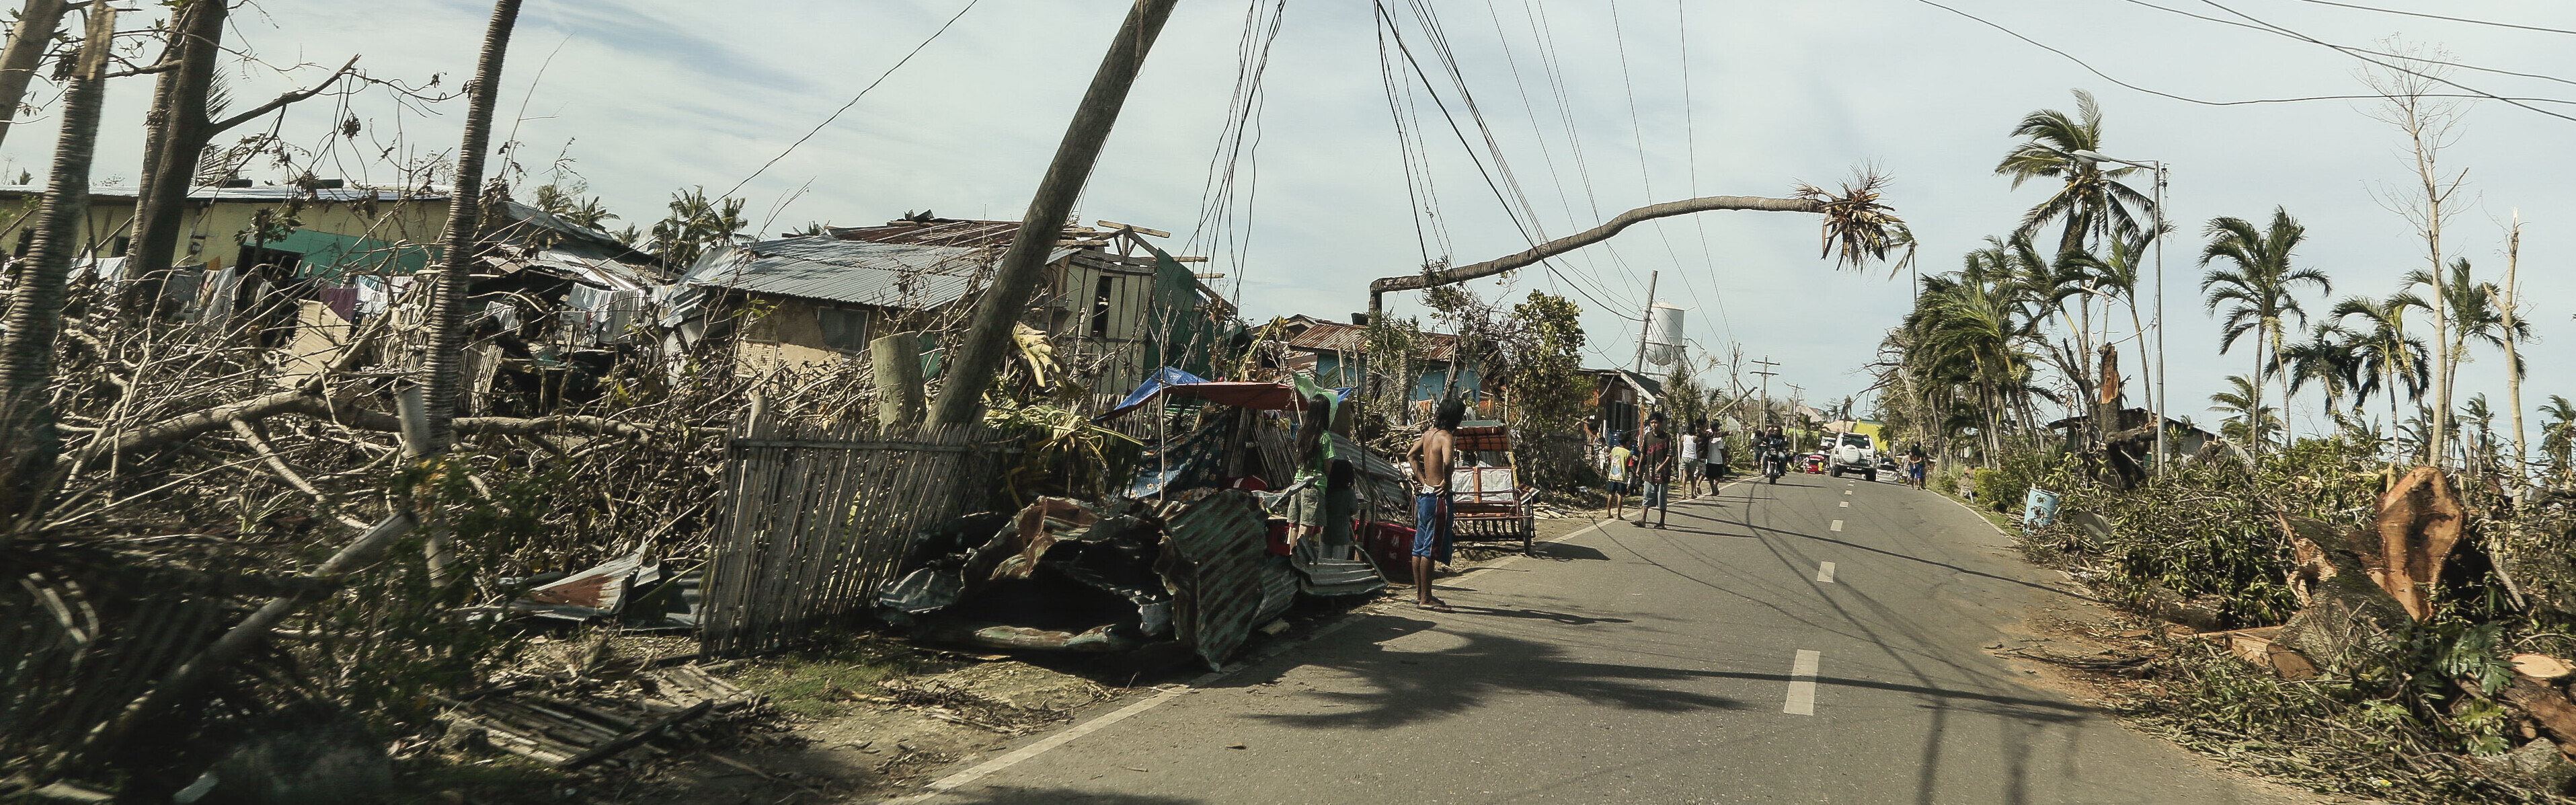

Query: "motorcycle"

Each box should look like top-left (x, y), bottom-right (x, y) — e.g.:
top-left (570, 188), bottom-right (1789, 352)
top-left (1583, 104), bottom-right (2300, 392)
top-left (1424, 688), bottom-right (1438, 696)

top-left (1762, 448), bottom-right (1788, 484)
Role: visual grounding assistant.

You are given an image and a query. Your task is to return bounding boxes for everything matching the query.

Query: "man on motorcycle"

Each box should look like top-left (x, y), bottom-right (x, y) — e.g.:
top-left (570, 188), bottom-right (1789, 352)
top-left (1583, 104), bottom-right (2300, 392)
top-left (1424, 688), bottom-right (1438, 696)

top-left (1758, 425), bottom-right (1792, 483)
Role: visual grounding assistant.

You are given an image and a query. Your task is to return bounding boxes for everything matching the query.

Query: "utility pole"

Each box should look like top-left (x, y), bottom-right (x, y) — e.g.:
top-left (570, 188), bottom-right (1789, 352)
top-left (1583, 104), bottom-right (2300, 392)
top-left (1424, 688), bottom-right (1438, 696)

top-left (1630, 270), bottom-right (1660, 375)
top-left (927, 0), bottom-right (1179, 426)
top-left (1751, 356), bottom-right (1779, 428)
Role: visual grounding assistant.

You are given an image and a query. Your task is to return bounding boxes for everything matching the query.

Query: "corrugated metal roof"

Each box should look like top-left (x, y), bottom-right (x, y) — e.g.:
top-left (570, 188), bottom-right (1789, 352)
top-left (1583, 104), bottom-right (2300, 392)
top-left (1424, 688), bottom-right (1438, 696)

top-left (831, 220), bottom-right (1026, 248)
top-left (1156, 490), bottom-right (1274, 670)
top-left (0, 184), bottom-right (446, 203)
top-left (1284, 322), bottom-right (1457, 361)
top-left (683, 237), bottom-right (1072, 309)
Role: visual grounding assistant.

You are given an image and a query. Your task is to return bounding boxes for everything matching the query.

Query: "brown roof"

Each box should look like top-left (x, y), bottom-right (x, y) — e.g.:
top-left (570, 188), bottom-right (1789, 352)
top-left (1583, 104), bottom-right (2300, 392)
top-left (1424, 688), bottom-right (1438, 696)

top-left (1282, 321), bottom-right (1457, 361)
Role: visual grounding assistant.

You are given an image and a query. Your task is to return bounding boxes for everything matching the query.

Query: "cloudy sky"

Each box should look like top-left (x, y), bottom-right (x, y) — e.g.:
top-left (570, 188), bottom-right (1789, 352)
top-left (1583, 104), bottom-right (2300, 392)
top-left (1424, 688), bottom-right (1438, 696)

top-left (12, 0), bottom-right (2575, 441)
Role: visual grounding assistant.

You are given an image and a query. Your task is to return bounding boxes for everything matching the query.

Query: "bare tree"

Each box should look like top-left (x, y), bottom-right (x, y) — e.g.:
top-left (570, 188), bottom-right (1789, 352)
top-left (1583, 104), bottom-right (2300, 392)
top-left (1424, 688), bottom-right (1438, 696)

top-left (128, 0), bottom-right (359, 278)
top-left (0, 5), bottom-right (112, 528)
top-left (0, 0), bottom-right (69, 150)
top-left (2361, 38), bottom-right (2472, 466)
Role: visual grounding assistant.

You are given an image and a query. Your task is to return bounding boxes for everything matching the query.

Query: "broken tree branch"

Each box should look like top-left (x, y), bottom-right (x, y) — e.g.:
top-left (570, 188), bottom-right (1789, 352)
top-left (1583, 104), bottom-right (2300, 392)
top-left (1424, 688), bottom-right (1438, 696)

top-left (206, 54), bottom-right (362, 134)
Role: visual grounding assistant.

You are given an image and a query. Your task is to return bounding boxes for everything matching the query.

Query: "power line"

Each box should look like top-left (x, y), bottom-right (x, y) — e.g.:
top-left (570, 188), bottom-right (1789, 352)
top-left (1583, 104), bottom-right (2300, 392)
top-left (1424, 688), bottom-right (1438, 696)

top-left (2191, 0), bottom-right (2576, 124)
top-left (1372, 0), bottom-right (1639, 321)
top-left (2118, 0), bottom-right (2576, 87)
top-left (721, 0), bottom-right (980, 201)
top-left (1904, 0), bottom-right (2576, 120)
top-left (2287, 0), bottom-right (2576, 37)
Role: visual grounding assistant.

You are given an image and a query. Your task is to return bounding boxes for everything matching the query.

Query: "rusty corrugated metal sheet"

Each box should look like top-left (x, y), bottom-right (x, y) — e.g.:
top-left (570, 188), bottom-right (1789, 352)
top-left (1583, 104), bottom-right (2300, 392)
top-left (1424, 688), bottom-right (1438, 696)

top-left (1283, 322), bottom-right (1456, 361)
top-left (1155, 490), bottom-right (1273, 670)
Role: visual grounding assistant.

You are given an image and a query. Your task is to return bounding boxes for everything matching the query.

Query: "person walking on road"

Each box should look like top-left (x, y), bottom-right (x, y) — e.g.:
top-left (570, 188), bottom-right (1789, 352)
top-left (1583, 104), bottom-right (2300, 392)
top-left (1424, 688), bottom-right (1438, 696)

top-left (1604, 432), bottom-right (1634, 520)
top-left (1406, 398), bottom-right (1466, 612)
top-left (1678, 423), bottom-right (1702, 498)
top-left (1637, 414), bottom-right (1672, 529)
top-left (1701, 423), bottom-right (1727, 489)
top-left (1906, 441), bottom-right (1930, 490)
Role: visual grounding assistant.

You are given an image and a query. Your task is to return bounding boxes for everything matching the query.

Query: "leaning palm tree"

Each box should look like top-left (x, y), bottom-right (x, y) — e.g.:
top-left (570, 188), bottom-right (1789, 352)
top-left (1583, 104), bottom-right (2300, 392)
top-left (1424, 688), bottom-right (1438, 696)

top-left (2201, 208), bottom-right (2330, 454)
top-left (1994, 89), bottom-right (2158, 257)
top-left (2209, 374), bottom-right (2280, 449)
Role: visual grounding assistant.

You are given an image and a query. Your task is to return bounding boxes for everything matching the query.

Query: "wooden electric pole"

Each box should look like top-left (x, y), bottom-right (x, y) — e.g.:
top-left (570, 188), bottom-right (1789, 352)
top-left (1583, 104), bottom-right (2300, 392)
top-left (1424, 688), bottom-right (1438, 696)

top-left (927, 0), bottom-right (1179, 426)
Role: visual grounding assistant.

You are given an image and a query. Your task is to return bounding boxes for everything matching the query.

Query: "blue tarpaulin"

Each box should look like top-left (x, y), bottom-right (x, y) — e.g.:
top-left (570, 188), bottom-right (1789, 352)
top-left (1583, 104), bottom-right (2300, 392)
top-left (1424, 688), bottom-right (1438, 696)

top-left (1111, 367), bottom-right (1210, 413)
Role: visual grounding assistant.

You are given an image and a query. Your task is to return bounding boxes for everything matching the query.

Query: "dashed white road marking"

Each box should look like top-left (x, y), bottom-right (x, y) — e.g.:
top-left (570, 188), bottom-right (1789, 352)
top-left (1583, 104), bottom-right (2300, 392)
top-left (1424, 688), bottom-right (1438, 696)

top-left (1844, 490), bottom-right (1852, 496)
top-left (1830, 520), bottom-right (1844, 532)
top-left (1816, 562), bottom-right (1837, 583)
top-left (1785, 650), bottom-right (1822, 715)
top-left (1838, 501), bottom-right (1848, 508)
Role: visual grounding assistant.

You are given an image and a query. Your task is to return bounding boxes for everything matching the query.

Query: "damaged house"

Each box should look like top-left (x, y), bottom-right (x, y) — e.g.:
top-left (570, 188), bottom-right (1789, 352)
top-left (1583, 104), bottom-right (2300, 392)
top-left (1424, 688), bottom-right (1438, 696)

top-left (662, 214), bottom-right (1235, 406)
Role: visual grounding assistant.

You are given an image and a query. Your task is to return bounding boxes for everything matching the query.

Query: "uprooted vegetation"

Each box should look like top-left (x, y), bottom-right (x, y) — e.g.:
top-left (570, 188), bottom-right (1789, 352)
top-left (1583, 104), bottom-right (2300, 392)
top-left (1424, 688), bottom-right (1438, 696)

top-left (1971, 437), bottom-right (2576, 804)
top-left (0, 262), bottom-right (1077, 797)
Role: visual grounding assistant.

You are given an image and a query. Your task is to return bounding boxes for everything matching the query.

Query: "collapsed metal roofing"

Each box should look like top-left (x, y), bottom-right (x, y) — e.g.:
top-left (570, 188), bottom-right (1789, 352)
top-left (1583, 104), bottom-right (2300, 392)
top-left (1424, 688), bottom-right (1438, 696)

top-left (1283, 321), bottom-right (1458, 362)
top-left (679, 236), bottom-right (1074, 309)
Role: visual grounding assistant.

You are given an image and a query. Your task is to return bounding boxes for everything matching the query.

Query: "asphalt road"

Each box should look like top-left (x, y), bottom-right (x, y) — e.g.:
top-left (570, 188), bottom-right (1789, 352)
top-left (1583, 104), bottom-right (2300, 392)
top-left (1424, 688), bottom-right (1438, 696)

top-left (902, 472), bottom-right (2296, 805)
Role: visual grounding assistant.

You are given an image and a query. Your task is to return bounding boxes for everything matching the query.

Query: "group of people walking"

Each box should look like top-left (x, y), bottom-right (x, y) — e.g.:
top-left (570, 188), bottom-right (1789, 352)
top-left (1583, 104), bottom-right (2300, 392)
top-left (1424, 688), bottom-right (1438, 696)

top-left (1600, 413), bottom-right (1731, 528)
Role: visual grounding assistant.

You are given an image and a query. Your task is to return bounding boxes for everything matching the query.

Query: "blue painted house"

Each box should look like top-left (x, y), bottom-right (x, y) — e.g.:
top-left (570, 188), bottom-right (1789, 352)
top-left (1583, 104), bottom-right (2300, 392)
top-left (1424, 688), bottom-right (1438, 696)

top-left (1281, 321), bottom-right (1481, 407)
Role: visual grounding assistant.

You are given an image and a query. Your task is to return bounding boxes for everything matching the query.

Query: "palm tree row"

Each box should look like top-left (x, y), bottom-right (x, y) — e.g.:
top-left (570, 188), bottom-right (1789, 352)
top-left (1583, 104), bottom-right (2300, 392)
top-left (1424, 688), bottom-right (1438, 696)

top-left (1891, 88), bottom-right (2562, 484)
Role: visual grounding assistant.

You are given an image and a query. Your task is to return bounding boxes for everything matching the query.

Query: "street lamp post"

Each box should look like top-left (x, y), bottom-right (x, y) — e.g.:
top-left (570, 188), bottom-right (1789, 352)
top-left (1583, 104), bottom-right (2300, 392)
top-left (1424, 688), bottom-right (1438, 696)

top-left (2073, 150), bottom-right (2169, 475)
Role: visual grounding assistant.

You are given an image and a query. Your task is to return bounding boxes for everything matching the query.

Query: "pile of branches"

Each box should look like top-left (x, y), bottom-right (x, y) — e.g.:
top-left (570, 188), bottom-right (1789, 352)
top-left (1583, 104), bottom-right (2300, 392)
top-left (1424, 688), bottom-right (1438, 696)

top-left (0, 278), bottom-right (892, 792)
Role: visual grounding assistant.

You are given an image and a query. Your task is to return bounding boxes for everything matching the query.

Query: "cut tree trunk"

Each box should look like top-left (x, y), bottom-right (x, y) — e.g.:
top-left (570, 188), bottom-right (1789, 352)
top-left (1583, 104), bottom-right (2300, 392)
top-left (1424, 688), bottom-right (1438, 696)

top-left (2373, 465), bottom-right (2466, 620)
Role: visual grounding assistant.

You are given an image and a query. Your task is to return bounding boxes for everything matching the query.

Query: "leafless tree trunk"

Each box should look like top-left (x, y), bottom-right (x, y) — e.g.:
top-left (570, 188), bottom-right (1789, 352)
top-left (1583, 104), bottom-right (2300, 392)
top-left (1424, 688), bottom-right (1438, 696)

top-left (0, 0), bottom-right (69, 150)
top-left (420, 0), bottom-right (522, 451)
top-left (2362, 39), bottom-right (2469, 467)
top-left (0, 5), bottom-right (112, 529)
top-left (2499, 214), bottom-right (2526, 486)
top-left (128, 0), bottom-right (358, 278)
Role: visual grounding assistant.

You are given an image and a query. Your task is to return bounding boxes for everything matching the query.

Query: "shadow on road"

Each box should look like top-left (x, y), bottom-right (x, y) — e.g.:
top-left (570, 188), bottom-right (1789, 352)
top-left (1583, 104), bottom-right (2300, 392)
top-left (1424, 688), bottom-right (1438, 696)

top-left (1230, 615), bottom-right (1744, 730)
top-left (930, 785), bottom-right (1206, 804)
top-left (1533, 542), bottom-right (1610, 561)
top-left (1446, 604), bottom-right (1633, 625)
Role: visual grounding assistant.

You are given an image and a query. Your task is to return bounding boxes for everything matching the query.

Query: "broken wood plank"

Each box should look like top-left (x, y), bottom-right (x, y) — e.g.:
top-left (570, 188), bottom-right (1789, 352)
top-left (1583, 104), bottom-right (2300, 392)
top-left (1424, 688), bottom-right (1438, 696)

top-left (561, 699), bottom-right (713, 769)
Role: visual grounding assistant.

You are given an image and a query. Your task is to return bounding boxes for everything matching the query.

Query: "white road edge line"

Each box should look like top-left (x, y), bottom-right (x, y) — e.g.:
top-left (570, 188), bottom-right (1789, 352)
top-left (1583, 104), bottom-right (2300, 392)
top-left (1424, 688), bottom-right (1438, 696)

top-left (889, 482), bottom-right (1744, 804)
top-left (1830, 520), bottom-right (1844, 532)
top-left (1785, 650), bottom-right (1822, 715)
top-left (1816, 562), bottom-right (1836, 583)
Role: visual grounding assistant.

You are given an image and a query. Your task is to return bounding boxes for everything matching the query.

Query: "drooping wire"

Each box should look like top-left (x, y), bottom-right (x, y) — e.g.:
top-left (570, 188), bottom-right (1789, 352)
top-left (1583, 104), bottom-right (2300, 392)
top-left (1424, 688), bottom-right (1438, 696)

top-left (1674, 0), bottom-right (1735, 351)
top-left (1184, 0), bottom-right (1287, 312)
top-left (721, 0), bottom-right (980, 202)
top-left (1374, 0), bottom-right (1639, 321)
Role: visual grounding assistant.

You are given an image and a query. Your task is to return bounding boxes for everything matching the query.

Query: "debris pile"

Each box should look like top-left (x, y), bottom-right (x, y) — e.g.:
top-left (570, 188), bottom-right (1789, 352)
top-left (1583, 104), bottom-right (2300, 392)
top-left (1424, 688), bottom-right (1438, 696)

top-left (876, 491), bottom-right (1386, 670)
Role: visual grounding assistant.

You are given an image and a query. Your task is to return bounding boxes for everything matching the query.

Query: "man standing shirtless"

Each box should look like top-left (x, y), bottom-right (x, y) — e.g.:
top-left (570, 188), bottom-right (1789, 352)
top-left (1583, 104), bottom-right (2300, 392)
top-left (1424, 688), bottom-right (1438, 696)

top-left (1405, 398), bottom-right (1467, 611)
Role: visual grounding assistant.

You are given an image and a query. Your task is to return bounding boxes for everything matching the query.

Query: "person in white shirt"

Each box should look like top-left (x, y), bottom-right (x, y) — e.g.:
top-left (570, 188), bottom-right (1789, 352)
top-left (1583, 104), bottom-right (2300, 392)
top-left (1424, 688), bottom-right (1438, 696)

top-left (1678, 427), bottom-right (1703, 497)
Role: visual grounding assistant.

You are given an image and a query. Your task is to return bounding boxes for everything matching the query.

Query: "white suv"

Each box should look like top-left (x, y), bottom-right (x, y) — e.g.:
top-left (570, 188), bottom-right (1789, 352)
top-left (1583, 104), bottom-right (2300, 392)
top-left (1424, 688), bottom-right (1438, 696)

top-left (1828, 432), bottom-right (1879, 482)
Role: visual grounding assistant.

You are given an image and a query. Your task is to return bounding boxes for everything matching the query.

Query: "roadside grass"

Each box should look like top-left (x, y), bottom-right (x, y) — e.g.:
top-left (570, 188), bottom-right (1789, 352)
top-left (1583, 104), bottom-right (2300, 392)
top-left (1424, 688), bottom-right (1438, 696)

top-left (728, 634), bottom-right (968, 720)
